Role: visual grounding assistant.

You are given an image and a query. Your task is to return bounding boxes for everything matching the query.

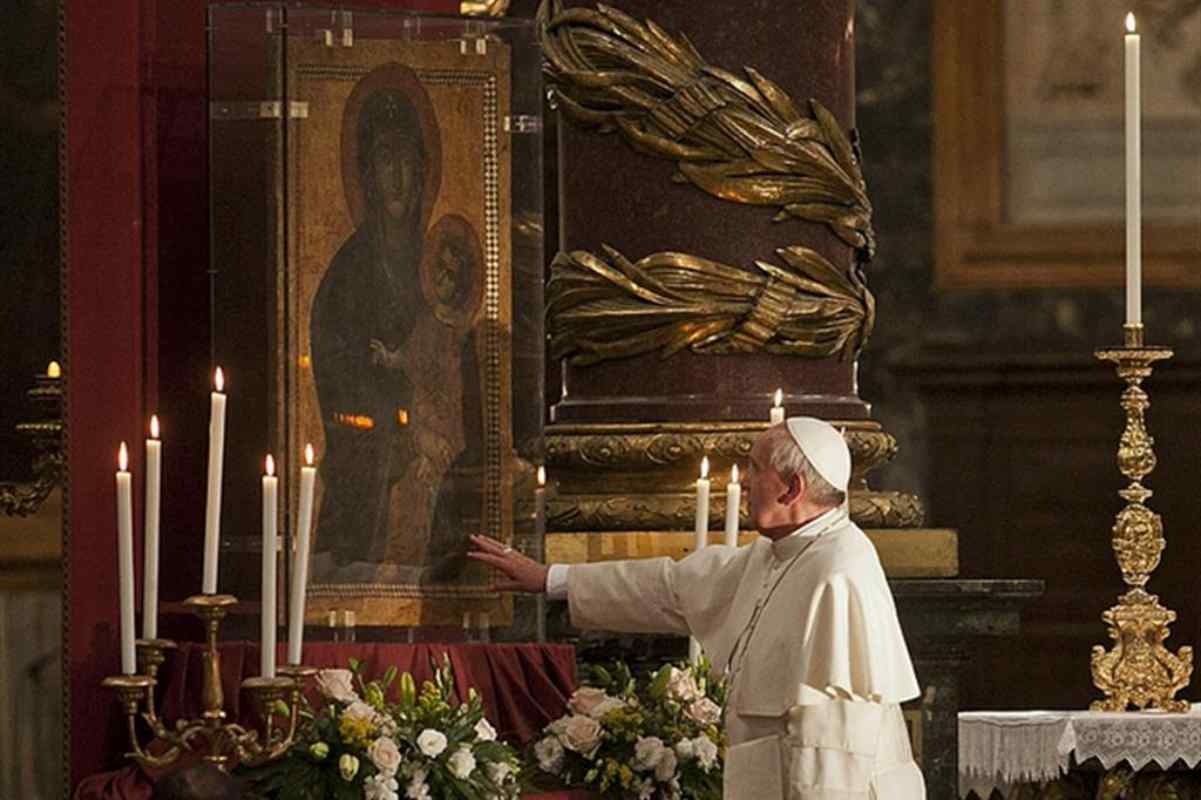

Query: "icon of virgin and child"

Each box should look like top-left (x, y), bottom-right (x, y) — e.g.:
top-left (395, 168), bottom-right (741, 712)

top-left (309, 63), bottom-right (489, 587)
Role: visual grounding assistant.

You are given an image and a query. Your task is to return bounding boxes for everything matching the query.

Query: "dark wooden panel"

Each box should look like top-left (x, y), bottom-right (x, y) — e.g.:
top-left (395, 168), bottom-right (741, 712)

top-left (900, 352), bottom-right (1201, 710)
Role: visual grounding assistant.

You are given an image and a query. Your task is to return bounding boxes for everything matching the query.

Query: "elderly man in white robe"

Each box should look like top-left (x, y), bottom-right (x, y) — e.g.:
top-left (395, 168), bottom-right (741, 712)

top-left (470, 417), bottom-right (925, 799)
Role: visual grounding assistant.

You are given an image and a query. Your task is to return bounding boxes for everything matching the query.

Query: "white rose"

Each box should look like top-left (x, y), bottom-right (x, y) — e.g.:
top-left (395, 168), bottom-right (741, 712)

top-left (674, 739), bottom-right (695, 761)
top-left (587, 697), bottom-right (626, 720)
top-left (448, 746), bottom-right (477, 779)
top-left (342, 700), bottom-right (378, 725)
top-left (339, 753), bottom-right (360, 781)
top-left (654, 749), bottom-right (678, 783)
top-left (633, 736), bottom-right (665, 772)
top-left (368, 736), bottom-right (403, 777)
top-left (637, 777), bottom-right (655, 800)
top-left (416, 729), bottom-right (448, 758)
top-left (365, 774), bottom-right (400, 800)
top-left (567, 686), bottom-right (609, 716)
top-left (685, 697), bottom-right (721, 726)
top-left (534, 736), bottom-right (565, 774)
top-left (315, 668), bottom-right (359, 703)
top-left (474, 718), bottom-right (498, 742)
top-left (692, 736), bottom-right (719, 771)
top-left (546, 716), bottom-right (569, 737)
top-left (665, 668), bottom-right (702, 703)
top-left (487, 761), bottom-right (514, 786)
top-left (405, 773), bottom-right (431, 800)
top-left (561, 714), bottom-right (603, 757)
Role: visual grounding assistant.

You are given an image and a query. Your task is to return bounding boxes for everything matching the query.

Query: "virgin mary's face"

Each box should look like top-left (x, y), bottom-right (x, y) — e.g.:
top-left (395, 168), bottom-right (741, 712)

top-left (369, 129), bottom-right (422, 222)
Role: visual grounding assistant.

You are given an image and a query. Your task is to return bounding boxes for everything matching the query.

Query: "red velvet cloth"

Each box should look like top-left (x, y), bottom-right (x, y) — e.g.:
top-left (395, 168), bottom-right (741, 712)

top-left (74, 642), bottom-right (575, 800)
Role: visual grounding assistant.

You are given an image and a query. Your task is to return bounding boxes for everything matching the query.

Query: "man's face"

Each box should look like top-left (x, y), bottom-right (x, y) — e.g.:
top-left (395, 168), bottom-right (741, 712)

top-left (746, 435), bottom-right (796, 532)
top-left (369, 129), bottom-right (421, 221)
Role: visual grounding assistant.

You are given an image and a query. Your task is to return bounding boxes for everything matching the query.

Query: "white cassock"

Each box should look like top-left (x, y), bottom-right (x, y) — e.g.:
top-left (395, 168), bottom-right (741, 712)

top-left (547, 507), bottom-right (925, 799)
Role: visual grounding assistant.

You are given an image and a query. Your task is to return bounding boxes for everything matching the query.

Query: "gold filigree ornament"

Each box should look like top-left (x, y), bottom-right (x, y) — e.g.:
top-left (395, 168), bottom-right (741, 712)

top-left (537, 0), bottom-right (875, 260)
top-left (547, 244), bottom-right (873, 363)
top-left (1090, 326), bottom-right (1192, 712)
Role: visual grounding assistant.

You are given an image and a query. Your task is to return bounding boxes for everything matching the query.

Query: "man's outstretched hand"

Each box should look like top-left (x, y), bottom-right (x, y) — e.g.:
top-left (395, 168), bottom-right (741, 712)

top-left (467, 534), bottom-right (550, 593)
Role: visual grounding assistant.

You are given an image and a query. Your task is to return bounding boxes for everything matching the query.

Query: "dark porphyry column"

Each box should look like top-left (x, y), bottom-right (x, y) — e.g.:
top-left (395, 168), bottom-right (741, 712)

top-left (542, 0), bottom-right (927, 538)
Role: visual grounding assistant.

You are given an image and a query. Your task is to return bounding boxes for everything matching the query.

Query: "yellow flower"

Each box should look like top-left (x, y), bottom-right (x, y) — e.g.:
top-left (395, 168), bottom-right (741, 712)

top-left (339, 713), bottom-right (376, 750)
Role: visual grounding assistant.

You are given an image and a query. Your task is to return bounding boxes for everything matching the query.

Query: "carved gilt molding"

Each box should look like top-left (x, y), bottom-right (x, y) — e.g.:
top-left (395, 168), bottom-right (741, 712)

top-left (546, 488), bottom-right (924, 532)
top-left (546, 422), bottom-right (896, 476)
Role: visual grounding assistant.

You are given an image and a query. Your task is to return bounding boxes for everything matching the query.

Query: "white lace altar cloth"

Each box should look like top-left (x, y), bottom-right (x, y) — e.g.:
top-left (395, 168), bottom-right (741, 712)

top-left (958, 706), bottom-right (1201, 798)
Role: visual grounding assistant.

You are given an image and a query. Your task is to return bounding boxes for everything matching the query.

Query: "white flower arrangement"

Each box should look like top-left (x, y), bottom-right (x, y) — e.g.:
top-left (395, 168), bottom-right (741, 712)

top-left (528, 660), bottom-right (725, 800)
top-left (238, 657), bottom-right (521, 800)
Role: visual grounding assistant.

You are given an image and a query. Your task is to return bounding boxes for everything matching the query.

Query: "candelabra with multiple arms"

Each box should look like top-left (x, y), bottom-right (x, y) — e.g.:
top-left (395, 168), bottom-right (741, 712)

top-left (1090, 323), bottom-right (1193, 712)
top-left (102, 593), bottom-right (316, 771)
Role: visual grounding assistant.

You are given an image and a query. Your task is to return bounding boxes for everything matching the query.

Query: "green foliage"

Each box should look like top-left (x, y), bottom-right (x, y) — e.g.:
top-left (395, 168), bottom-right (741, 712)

top-left (237, 656), bottom-right (521, 800)
top-left (529, 659), bottom-right (726, 800)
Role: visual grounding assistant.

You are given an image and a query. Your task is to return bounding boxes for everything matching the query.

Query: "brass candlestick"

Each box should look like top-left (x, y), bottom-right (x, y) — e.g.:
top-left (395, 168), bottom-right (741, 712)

top-left (135, 638), bottom-right (177, 725)
top-left (1090, 324), bottom-right (1193, 712)
top-left (102, 593), bottom-right (314, 770)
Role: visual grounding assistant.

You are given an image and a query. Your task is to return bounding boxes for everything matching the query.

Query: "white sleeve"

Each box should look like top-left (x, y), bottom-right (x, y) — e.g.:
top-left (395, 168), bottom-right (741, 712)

top-left (545, 563), bottom-right (570, 600)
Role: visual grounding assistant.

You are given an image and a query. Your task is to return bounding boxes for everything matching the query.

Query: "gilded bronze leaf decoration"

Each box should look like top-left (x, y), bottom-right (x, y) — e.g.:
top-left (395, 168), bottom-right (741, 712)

top-left (547, 244), bottom-right (874, 364)
top-left (537, 0), bottom-right (876, 259)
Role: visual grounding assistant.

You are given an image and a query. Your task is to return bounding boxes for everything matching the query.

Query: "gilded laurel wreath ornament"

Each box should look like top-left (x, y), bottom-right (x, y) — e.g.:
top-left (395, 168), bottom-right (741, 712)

top-left (538, 0), bottom-right (877, 364)
top-left (1090, 327), bottom-right (1192, 712)
top-left (547, 244), bottom-right (874, 364)
top-left (537, 0), bottom-right (874, 258)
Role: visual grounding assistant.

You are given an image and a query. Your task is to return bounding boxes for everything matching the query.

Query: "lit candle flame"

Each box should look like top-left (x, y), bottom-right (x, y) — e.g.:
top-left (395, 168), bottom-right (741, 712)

top-left (773, 388), bottom-right (782, 408)
top-left (149, 415), bottom-right (160, 439)
top-left (118, 442), bottom-right (129, 471)
top-left (304, 443), bottom-right (315, 466)
top-left (537, 465), bottom-right (546, 487)
top-left (214, 367), bottom-right (225, 393)
top-left (47, 361), bottom-right (61, 379)
top-left (700, 456), bottom-right (710, 480)
top-left (265, 454), bottom-right (275, 477)
top-left (1125, 12), bottom-right (1136, 33)
top-left (730, 464), bottom-right (739, 484)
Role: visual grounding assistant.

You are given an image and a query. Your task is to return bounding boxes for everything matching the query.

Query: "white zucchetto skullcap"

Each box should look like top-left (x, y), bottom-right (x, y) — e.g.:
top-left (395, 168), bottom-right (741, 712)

top-left (784, 416), bottom-right (851, 493)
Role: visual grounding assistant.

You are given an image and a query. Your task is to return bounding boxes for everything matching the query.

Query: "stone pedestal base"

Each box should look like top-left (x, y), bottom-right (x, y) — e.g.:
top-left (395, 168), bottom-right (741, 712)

top-left (546, 529), bottom-right (958, 578)
top-left (545, 420), bottom-right (927, 534)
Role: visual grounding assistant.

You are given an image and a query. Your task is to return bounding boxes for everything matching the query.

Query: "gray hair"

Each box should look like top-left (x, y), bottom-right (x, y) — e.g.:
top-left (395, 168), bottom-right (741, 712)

top-left (763, 424), bottom-right (846, 508)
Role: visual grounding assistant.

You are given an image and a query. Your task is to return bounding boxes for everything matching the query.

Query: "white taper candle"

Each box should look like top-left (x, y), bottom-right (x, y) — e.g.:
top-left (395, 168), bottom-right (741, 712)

top-left (142, 416), bottom-right (162, 640)
top-left (287, 445), bottom-right (316, 665)
top-left (116, 443), bottom-right (136, 675)
top-left (261, 454), bottom-right (279, 678)
top-left (724, 464), bottom-right (741, 548)
top-left (770, 388), bottom-right (785, 425)
top-left (1125, 12), bottom-right (1142, 326)
top-left (202, 368), bottom-right (227, 594)
top-left (690, 457), bottom-right (711, 662)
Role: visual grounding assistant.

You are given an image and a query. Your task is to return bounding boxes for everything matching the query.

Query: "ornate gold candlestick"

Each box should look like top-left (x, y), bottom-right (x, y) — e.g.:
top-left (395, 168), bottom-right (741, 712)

top-left (102, 593), bottom-right (314, 770)
top-left (1090, 324), bottom-right (1193, 712)
top-left (135, 638), bottom-right (177, 725)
